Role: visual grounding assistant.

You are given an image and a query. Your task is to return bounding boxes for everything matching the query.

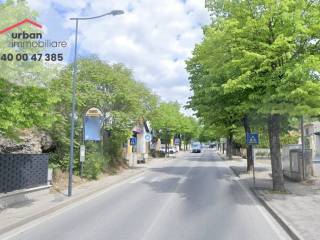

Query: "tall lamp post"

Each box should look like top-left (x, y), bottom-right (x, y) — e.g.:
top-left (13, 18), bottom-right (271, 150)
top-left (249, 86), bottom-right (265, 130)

top-left (68, 10), bottom-right (124, 197)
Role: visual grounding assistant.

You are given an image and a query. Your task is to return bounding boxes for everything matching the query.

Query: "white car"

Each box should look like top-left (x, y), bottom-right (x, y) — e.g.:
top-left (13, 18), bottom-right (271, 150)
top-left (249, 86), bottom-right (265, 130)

top-left (159, 147), bottom-right (166, 154)
top-left (159, 146), bottom-right (176, 154)
top-left (168, 146), bottom-right (177, 154)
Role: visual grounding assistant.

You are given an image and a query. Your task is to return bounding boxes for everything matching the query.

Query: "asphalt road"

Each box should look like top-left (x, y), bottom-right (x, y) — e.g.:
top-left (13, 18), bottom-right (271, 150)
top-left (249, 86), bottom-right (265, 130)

top-left (4, 149), bottom-right (290, 240)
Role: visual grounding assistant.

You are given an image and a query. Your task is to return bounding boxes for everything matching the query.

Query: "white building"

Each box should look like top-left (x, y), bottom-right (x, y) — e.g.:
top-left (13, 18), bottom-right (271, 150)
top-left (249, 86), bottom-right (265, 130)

top-left (304, 121), bottom-right (320, 162)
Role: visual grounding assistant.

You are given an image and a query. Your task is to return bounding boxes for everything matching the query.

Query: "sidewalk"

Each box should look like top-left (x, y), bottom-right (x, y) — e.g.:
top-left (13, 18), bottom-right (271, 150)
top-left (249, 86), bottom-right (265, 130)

top-left (218, 152), bottom-right (320, 240)
top-left (0, 154), bottom-right (180, 235)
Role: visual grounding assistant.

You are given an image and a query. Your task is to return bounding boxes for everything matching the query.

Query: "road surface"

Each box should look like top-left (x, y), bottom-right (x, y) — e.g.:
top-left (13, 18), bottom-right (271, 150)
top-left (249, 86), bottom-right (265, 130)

top-left (3, 149), bottom-right (290, 240)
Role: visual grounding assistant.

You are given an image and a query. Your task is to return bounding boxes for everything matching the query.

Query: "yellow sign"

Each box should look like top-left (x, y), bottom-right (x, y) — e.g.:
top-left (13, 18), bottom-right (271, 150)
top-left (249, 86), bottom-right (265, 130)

top-left (85, 107), bottom-right (103, 117)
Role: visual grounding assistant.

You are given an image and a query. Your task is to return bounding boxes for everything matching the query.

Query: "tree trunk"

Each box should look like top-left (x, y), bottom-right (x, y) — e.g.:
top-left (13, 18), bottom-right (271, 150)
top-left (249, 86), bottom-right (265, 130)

top-left (243, 115), bottom-right (253, 171)
top-left (267, 114), bottom-right (285, 192)
top-left (227, 133), bottom-right (233, 160)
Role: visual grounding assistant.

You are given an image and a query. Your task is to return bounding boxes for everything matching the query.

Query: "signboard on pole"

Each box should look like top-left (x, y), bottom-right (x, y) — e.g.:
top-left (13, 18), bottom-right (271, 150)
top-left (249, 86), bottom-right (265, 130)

top-left (246, 133), bottom-right (259, 187)
top-left (144, 133), bottom-right (152, 142)
top-left (246, 133), bottom-right (259, 145)
top-left (174, 138), bottom-right (180, 145)
top-left (80, 145), bottom-right (85, 162)
top-left (130, 137), bottom-right (137, 146)
top-left (84, 116), bottom-right (103, 141)
top-left (84, 107), bottom-right (103, 141)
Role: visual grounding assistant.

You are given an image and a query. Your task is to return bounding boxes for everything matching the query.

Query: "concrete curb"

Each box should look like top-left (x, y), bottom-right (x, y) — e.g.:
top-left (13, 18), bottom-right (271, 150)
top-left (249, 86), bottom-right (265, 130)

top-left (0, 168), bottom-right (146, 236)
top-left (225, 161), bottom-right (303, 240)
top-left (229, 166), bottom-right (241, 178)
top-left (251, 189), bottom-right (303, 240)
top-left (0, 185), bottom-right (51, 199)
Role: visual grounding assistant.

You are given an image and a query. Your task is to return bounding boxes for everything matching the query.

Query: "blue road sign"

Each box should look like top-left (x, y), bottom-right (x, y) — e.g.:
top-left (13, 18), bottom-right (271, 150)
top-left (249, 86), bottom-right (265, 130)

top-left (130, 137), bottom-right (137, 146)
top-left (145, 133), bottom-right (152, 142)
top-left (246, 133), bottom-right (259, 145)
top-left (174, 138), bottom-right (181, 145)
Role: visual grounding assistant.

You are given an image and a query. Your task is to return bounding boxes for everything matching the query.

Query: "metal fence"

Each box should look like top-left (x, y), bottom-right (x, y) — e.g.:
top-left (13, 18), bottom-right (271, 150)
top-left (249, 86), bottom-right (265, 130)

top-left (0, 154), bottom-right (48, 193)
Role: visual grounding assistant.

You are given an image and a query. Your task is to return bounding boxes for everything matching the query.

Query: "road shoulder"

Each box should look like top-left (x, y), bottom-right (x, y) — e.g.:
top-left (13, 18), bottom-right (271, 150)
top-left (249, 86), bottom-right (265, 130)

top-left (0, 154), bottom-right (180, 236)
top-left (217, 151), bottom-right (308, 240)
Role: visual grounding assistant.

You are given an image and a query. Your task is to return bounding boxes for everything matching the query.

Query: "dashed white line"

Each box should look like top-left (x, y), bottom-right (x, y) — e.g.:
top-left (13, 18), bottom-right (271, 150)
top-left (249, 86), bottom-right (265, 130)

top-left (140, 161), bottom-right (197, 240)
top-left (234, 175), bottom-right (291, 240)
top-left (128, 176), bottom-right (145, 184)
top-left (150, 177), bottom-right (159, 182)
top-left (178, 177), bottom-right (186, 184)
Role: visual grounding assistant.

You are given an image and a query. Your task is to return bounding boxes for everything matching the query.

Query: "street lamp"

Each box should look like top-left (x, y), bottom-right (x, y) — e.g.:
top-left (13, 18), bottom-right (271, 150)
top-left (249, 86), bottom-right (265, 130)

top-left (68, 9), bottom-right (124, 197)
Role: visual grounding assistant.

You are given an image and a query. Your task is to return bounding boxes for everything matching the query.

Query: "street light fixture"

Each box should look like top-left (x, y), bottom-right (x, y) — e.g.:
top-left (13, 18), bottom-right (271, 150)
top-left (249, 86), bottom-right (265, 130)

top-left (68, 10), bottom-right (124, 197)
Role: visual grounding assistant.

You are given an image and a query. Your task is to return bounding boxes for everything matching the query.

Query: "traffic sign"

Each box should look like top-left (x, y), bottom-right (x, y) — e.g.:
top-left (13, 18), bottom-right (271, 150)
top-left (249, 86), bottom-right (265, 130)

top-left (130, 137), bottom-right (137, 145)
top-left (145, 133), bottom-right (152, 142)
top-left (246, 133), bottom-right (259, 145)
top-left (80, 145), bottom-right (85, 162)
top-left (174, 138), bottom-right (180, 145)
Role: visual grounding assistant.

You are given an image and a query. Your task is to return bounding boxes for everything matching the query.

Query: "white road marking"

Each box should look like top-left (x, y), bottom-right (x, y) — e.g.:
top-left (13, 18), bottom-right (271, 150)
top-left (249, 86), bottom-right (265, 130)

top-left (0, 171), bottom-right (148, 240)
top-left (1, 157), bottom-right (186, 240)
top-left (150, 177), bottom-right (159, 182)
top-left (141, 161), bottom-right (197, 240)
top-left (234, 177), bottom-right (290, 240)
top-left (178, 177), bottom-right (186, 184)
top-left (215, 154), bottom-right (290, 240)
top-left (128, 176), bottom-right (145, 184)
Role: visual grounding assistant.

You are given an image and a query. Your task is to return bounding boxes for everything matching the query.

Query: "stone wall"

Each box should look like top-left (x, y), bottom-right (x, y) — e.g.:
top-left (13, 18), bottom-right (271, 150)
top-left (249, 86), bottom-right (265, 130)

top-left (0, 129), bottom-right (55, 154)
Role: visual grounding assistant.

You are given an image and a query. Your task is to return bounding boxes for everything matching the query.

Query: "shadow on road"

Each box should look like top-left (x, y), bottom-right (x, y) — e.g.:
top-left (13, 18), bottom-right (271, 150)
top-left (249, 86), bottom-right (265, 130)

top-left (146, 162), bottom-right (257, 207)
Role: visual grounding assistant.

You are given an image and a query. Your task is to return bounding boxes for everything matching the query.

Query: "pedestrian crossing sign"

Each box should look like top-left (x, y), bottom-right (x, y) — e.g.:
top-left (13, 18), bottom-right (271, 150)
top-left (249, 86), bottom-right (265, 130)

top-left (246, 133), bottom-right (259, 145)
top-left (130, 137), bottom-right (137, 146)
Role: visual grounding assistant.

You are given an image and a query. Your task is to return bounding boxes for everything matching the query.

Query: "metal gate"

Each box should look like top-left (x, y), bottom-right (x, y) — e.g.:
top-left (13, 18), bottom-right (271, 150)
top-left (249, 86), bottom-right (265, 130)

top-left (0, 154), bottom-right (48, 193)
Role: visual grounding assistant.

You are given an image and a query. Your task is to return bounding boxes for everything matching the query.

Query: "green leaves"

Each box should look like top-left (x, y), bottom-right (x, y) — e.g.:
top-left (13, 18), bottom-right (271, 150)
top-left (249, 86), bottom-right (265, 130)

top-left (0, 1), bottom-right (58, 85)
top-left (188, 0), bottom-right (320, 142)
top-left (0, 78), bottom-right (58, 135)
top-left (48, 58), bottom-right (159, 170)
top-left (149, 102), bottom-right (199, 142)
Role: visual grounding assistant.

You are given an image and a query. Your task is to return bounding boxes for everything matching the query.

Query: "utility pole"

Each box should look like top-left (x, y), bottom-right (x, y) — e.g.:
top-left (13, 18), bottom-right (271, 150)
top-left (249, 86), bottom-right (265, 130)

top-left (68, 10), bottom-right (124, 197)
top-left (301, 116), bottom-right (305, 179)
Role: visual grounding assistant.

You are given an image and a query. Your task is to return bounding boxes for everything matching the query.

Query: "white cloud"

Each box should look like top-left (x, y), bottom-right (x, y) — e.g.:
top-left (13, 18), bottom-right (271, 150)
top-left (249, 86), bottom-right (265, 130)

top-left (27, 0), bottom-right (210, 108)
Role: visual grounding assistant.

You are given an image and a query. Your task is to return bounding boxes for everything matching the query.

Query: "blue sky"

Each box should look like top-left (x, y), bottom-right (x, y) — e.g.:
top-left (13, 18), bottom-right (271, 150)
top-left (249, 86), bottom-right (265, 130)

top-left (25, 0), bottom-right (210, 108)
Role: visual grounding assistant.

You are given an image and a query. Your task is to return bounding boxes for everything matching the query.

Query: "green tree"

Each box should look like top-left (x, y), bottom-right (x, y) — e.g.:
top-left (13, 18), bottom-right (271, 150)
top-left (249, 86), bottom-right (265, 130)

top-left (0, 78), bottom-right (58, 136)
top-left (0, 1), bottom-right (59, 137)
top-left (0, 0), bottom-right (57, 85)
top-left (178, 116), bottom-right (200, 149)
top-left (149, 102), bottom-right (200, 150)
top-left (196, 0), bottom-right (320, 191)
top-left (186, 24), bottom-right (249, 161)
top-left (149, 102), bottom-right (182, 143)
top-left (49, 57), bottom-right (158, 176)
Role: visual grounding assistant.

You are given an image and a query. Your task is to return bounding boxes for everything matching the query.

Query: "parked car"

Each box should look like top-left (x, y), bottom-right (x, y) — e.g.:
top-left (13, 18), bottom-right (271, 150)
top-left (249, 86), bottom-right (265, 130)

top-left (159, 147), bottom-right (166, 154)
top-left (168, 146), bottom-right (177, 154)
top-left (160, 146), bottom-right (176, 154)
top-left (191, 142), bottom-right (201, 153)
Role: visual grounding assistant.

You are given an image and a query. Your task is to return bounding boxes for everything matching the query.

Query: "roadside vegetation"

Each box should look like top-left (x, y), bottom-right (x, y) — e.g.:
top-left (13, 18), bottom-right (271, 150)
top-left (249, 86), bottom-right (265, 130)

top-left (187, 0), bottom-right (320, 191)
top-left (0, 1), bottom-right (201, 180)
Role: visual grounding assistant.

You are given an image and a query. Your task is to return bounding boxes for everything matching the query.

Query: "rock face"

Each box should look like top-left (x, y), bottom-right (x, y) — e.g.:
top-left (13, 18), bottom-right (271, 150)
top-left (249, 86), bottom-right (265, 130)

top-left (0, 129), bottom-right (55, 154)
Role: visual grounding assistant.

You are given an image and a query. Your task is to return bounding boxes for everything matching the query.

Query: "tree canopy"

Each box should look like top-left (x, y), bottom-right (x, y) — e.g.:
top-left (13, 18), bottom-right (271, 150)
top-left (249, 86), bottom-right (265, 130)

top-left (187, 0), bottom-right (320, 191)
top-left (149, 102), bottom-right (200, 144)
